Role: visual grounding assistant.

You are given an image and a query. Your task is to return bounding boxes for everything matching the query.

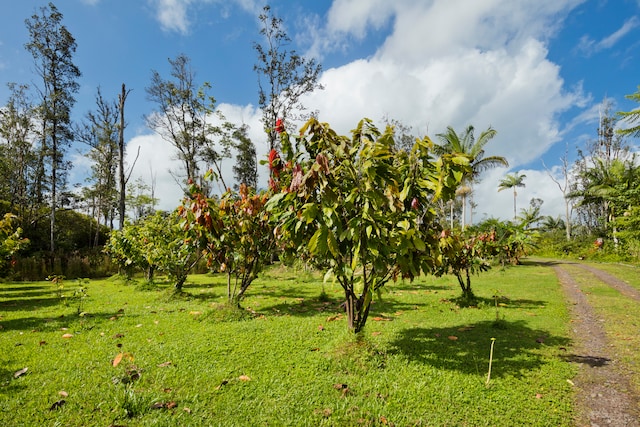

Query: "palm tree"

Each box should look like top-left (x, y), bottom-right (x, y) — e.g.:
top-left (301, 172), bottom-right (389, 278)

top-left (498, 172), bottom-right (526, 220)
top-left (434, 125), bottom-right (508, 228)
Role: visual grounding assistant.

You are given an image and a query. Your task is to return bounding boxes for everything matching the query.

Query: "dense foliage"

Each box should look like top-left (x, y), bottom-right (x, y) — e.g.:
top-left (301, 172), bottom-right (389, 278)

top-left (266, 118), bottom-right (470, 332)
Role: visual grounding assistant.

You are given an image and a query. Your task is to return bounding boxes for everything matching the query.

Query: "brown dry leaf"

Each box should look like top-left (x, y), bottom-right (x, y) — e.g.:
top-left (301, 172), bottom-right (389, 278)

top-left (238, 375), bottom-right (251, 382)
top-left (380, 415), bottom-right (389, 425)
top-left (535, 393), bottom-right (543, 399)
top-left (113, 333), bottom-right (124, 338)
top-left (13, 367), bottom-right (28, 378)
top-left (166, 401), bottom-right (177, 409)
top-left (447, 335), bottom-right (458, 341)
top-left (62, 333), bottom-right (73, 339)
top-left (157, 361), bottom-right (172, 368)
top-left (109, 316), bottom-right (117, 321)
top-left (333, 383), bottom-right (348, 390)
top-left (58, 390), bottom-right (69, 397)
top-left (39, 340), bottom-right (47, 346)
top-left (310, 347), bottom-right (320, 351)
top-left (373, 317), bottom-right (391, 322)
top-left (112, 352), bottom-right (124, 367)
top-left (318, 325), bottom-right (325, 331)
top-left (371, 331), bottom-right (382, 336)
top-left (151, 402), bottom-right (165, 410)
top-left (326, 314), bottom-right (342, 322)
top-left (163, 388), bottom-right (172, 393)
top-left (183, 407), bottom-right (192, 414)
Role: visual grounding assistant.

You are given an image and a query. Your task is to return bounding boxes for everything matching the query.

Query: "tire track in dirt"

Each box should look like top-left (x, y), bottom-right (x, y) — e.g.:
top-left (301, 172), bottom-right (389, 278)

top-left (552, 263), bottom-right (640, 427)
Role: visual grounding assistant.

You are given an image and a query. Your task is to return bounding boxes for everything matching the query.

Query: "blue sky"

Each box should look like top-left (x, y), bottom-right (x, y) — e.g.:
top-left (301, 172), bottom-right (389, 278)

top-left (1, 0), bottom-right (639, 221)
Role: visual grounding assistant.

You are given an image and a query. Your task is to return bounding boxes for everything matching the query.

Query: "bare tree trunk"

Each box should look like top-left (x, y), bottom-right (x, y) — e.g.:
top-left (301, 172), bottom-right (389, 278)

top-left (118, 83), bottom-right (129, 229)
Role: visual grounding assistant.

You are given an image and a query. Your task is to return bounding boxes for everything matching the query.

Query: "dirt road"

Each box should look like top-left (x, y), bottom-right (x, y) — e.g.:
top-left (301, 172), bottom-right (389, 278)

top-left (549, 260), bottom-right (640, 426)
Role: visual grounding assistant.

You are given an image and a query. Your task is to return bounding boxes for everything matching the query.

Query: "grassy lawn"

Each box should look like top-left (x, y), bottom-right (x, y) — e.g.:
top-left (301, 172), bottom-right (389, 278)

top-left (1, 262), bottom-right (575, 426)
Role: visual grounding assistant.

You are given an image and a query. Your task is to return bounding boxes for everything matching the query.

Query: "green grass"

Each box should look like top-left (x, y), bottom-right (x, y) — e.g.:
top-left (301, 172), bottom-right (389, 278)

top-left (1, 263), bottom-right (576, 426)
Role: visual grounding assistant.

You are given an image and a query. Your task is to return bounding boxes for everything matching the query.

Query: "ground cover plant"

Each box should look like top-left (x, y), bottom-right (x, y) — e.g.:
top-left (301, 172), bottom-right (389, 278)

top-left (1, 264), bottom-right (575, 426)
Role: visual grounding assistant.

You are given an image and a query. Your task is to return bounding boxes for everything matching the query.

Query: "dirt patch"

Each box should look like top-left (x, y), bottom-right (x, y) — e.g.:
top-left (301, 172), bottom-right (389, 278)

top-left (553, 263), bottom-right (640, 426)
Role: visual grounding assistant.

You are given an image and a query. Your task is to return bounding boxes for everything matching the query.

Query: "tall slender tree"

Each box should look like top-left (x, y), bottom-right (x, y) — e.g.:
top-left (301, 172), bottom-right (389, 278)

top-left (434, 125), bottom-right (508, 227)
top-left (25, 2), bottom-right (81, 266)
top-left (146, 54), bottom-right (231, 191)
top-left (232, 125), bottom-right (257, 190)
top-left (76, 87), bottom-right (120, 240)
top-left (253, 5), bottom-right (323, 151)
top-left (0, 83), bottom-right (38, 224)
top-left (498, 172), bottom-right (526, 220)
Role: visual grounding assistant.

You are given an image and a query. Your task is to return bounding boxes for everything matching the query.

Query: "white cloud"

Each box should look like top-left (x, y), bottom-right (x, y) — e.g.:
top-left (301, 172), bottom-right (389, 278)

top-left (149, 0), bottom-right (193, 35)
top-left (578, 16), bottom-right (640, 56)
top-left (148, 0), bottom-right (263, 34)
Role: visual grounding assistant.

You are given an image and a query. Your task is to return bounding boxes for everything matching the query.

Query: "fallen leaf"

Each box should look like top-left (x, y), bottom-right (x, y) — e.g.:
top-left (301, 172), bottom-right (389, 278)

top-left (183, 407), bottom-right (192, 414)
top-left (238, 375), bottom-right (251, 382)
top-left (60, 327), bottom-right (68, 331)
top-left (447, 336), bottom-right (458, 341)
top-left (58, 390), bottom-right (69, 397)
top-left (135, 324), bottom-right (143, 328)
top-left (112, 353), bottom-right (124, 367)
top-left (372, 331), bottom-right (382, 336)
top-left (535, 393), bottom-right (543, 399)
top-left (333, 383), bottom-right (348, 390)
top-left (151, 402), bottom-right (165, 410)
top-left (163, 388), bottom-right (172, 393)
top-left (13, 367), bottom-right (28, 378)
top-left (166, 401), bottom-right (177, 409)
top-left (215, 380), bottom-right (229, 390)
top-left (380, 415), bottom-right (389, 424)
top-left (109, 316), bottom-right (117, 321)
top-left (318, 325), bottom-right (325, 331)
top-left (49, 399), bottom-right (66, 410)
top-left (62, 333), bottom-right (73, 339)
top-left (113, 333), bottom-right (124, 338)
top-left (326, 315), bottom-right (342, 322)
top-left (157, 361), bottom-right (172, 367)
top-left (310, 347), bottom-right (320, 351)
top-left (189, 311), bottom-right (201, 316)
top-left (39, 341), bottom-right (47, 346)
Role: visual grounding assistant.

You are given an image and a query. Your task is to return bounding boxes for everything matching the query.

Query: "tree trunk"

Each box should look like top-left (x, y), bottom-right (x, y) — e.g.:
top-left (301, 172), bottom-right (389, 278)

top-left (118, 84), bottom-right (128, 230)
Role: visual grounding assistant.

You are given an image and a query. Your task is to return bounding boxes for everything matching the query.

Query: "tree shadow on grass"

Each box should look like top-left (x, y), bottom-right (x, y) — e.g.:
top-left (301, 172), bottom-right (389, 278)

top-left (0, 296), bottom-right (62, 312)
top-left (388, 320), bottom-right (571, 378)
top-left (0, 311), bottom-right (140, 332)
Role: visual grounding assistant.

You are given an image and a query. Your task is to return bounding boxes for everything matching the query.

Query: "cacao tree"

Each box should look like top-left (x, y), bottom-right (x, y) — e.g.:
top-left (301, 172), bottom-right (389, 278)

top-left (179, 180), bottom-right (274, 305)
top-left (266, 118), bottom-right (470, 333)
